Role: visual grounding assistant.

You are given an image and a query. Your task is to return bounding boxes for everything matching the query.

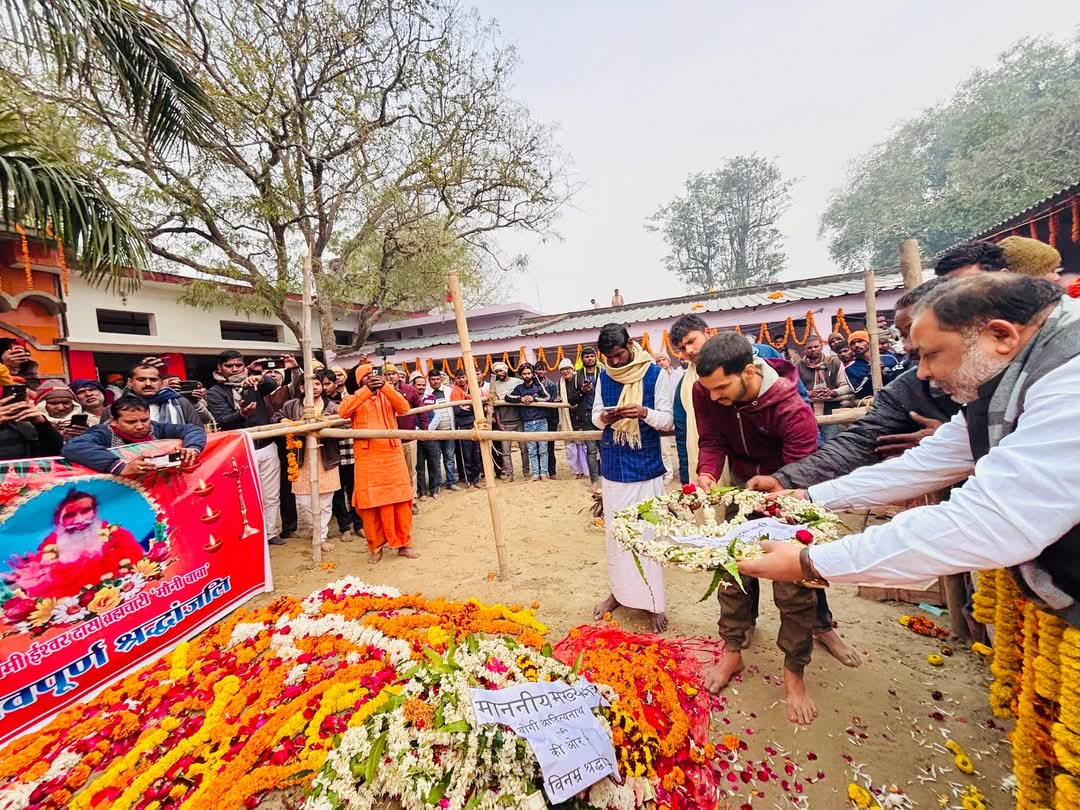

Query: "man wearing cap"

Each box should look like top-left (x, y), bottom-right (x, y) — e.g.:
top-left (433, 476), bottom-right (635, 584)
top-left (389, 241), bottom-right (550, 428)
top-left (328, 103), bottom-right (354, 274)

top-left (844, 330), bottom-right (874, 398)
top-left (419, 369), bottom-right (460, 496)
top-left (451, 369), bottom-right (483, 486)
top-left (35, 385), bottom-right (89, 441)
top-left (338, 363), bottom-right (418, 563)
top-left (71, 380), bottom-right (108, 425)
top-left (489, 361), bottom-right (528, 481)
top-left (557, 358), bottom-right (588, 478)
top-left (566, 347), bottom-right (601, 486)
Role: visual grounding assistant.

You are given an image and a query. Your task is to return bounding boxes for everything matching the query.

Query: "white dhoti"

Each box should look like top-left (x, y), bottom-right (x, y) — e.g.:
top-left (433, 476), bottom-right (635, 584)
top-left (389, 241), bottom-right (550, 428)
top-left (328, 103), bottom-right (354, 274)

top-left (602, 474), bottom-right (666, 613)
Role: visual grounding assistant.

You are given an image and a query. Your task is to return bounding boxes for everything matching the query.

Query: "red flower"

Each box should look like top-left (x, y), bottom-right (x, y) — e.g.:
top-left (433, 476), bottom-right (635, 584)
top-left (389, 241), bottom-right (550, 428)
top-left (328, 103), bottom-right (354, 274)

top-left (78, 589), bottom-right (97, 607)
top-left (3, 596), bottom-right (36, 623)
top-left (147, 542), bottom-right (170, 563)
top-left (681, 483), bottom-right (697, 495)
top-left (794, 529), bottom-right (814, 545)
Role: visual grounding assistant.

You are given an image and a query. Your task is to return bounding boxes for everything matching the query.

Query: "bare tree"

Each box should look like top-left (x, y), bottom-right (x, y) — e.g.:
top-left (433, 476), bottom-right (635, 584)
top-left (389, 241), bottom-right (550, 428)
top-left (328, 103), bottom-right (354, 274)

top-left (3, 0), bottom-right (569, 349)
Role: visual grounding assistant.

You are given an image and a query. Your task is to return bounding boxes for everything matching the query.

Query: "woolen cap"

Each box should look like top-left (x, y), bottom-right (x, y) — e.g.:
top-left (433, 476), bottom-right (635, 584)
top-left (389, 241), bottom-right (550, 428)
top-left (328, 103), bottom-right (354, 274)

top-left (999, 236), bottom-right (1062, 278)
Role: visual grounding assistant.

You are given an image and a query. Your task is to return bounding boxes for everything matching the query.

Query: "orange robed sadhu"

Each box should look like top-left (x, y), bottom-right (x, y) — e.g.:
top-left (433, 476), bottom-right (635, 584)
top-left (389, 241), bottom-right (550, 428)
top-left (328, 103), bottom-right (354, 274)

top-left (338, 366), bottom-right (414, 553)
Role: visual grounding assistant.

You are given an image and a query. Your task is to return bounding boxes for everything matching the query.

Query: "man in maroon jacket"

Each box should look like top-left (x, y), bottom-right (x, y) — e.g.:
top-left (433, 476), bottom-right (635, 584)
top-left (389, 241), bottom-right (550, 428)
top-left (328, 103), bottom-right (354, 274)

top-left (693, 333), bottom-right (826, 725)
top-left (388, 365), bottom-right (426, 512)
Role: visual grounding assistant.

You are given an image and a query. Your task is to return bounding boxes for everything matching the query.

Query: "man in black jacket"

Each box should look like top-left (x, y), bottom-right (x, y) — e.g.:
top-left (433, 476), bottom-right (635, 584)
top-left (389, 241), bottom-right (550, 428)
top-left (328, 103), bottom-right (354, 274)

top-left (206, 350), bottom-right (288, 545)
top-left (565, 346), bottom-right (601, 486)
top-left (749, 278), bottom-right (961, 492)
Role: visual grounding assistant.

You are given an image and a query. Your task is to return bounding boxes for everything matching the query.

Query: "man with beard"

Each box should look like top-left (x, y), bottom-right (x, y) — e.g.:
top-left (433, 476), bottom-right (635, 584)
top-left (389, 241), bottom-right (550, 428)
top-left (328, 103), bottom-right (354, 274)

top-left (591, 324), bottom-right (673, 634)
top-left (826, 332), bottom-right (848, 357)
top-left (489, 361), bottom-right (528, 481)
top-left (566, 347), bottom-right (602, 487)
top-left (71, 379), bottom-right (108, 425)
top-left (796, 335), bottom-right (851, 442)
top-left (534, 361), bottom-right (560, 478)
top-left (389, 366), bottom-right (424, 506)
top-left (749, 278), bottom-right (960, 492)
top-left (5, 489), bottom-right (147, 599)
top-left (843, 331), bottom-right (874, 398)
top-left (741, 274), bottom-right (1080, 629)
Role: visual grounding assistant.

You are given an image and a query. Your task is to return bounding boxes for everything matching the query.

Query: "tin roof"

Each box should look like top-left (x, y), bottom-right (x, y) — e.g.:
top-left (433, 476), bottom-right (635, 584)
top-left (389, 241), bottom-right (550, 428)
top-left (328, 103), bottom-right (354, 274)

top-left (967, 180), bottom-right (1080, 242)
top-left (518, 270), bottom-right (907, 336)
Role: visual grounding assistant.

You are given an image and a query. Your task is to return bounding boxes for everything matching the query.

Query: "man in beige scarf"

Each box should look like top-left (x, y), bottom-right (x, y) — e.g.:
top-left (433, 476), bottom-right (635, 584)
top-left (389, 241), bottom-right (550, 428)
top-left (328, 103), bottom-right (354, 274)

top-left (591, 324), bottom-right (674, 633)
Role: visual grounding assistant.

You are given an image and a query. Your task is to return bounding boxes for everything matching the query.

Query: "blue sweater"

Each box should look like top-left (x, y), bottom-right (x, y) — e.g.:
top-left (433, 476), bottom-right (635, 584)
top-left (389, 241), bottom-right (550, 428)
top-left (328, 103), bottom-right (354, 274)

top-left (64, 422), bottom-right (207, 474)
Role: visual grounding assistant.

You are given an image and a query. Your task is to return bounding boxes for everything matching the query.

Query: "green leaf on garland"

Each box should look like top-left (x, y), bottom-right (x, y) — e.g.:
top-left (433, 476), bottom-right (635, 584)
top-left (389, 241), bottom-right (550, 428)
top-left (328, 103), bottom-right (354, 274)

top-left (698, 567), bottom-right (729, 602)
top-left (437, 718), bottom-right (470, 734)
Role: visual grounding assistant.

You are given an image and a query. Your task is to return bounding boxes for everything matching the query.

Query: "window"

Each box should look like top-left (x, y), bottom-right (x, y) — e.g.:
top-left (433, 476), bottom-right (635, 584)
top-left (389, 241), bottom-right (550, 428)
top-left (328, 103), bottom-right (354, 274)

top-left (97, 309), bottom-right (153, 335)
top-left (416, 327), bottom-right (424, 336)
top-left (219, 321), bottom-right (281, 342)
top-left (333, 330), bottom-right (354, 346)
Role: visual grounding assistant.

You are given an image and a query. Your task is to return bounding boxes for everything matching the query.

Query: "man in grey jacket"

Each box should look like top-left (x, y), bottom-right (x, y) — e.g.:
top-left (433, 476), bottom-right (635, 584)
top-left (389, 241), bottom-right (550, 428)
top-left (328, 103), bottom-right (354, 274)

top-left (749, 278), bottom-right (961, 492)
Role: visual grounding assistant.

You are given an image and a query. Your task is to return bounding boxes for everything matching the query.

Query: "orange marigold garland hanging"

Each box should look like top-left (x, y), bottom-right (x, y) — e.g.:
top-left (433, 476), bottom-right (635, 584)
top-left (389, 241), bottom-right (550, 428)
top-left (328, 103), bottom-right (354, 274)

top-left (14, 224), bottom-right (32, 290)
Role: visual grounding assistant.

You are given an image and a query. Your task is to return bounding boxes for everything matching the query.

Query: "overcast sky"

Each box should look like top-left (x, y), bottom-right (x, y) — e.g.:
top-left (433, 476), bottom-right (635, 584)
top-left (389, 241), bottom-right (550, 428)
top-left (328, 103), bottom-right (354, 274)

top-left (469, 1), bottom-right (1076, 313)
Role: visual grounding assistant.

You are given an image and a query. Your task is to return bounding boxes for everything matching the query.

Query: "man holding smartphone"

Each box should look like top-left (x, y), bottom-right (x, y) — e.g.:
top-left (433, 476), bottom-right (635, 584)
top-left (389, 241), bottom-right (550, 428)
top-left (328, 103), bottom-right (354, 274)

top-left (591, 324), bottom-right (673, 634)
top-left (0, 389), bottom-right (62, 461)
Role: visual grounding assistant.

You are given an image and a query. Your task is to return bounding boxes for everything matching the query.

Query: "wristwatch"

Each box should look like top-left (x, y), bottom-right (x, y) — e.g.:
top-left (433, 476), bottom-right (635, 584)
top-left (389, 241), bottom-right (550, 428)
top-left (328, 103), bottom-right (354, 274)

top-left (799, 547), bottom-right (829, 588)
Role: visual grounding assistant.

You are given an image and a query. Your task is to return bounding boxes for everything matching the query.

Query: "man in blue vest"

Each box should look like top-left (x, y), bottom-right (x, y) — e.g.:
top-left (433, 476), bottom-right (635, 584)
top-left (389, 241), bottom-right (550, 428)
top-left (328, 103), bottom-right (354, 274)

top-left (591, 323), bottom-right (675, 633)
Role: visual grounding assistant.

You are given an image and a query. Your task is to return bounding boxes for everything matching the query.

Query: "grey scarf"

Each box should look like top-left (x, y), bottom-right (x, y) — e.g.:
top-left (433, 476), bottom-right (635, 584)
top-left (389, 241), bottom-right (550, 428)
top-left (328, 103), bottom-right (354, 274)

top-left (988, 297), bottom-right (1080, 615)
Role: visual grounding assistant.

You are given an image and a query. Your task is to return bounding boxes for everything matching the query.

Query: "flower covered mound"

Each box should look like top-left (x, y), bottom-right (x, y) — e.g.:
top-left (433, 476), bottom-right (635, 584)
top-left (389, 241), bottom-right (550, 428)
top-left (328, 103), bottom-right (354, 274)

top-left (305, 637), bottom-right (644, 810)
top-left (611, 486), bottom-right (847, 586)
top-left (0, 578), bottom-right (740, 810)
top-left (0, 579), bottom-right (553, 810)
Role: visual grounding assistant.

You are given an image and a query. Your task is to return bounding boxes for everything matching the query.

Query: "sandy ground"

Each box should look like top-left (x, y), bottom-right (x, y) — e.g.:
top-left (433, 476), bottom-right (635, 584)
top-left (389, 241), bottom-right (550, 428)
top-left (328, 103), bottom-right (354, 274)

top-left (253, 473), bottom-right (1013, 809)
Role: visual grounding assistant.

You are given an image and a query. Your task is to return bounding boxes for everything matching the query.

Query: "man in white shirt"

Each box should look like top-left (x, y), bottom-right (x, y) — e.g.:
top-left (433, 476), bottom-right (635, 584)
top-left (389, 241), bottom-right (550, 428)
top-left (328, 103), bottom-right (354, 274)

top-left (739, 274), bottom-right (1080, 627)
top-left (655, 353), bottom-right (683, 482)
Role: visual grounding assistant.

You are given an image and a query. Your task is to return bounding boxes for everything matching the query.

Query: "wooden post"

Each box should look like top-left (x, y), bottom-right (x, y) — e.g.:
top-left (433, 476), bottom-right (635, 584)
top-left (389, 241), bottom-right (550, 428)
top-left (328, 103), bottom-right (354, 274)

top-left (899, 239), bottom-right (923, 290)
top-left (447, 271), bottom-right (510, 580)
top-left (301, 253), bottom-right (321, 564)
top-left (863, 269), bottom-right (884, 394)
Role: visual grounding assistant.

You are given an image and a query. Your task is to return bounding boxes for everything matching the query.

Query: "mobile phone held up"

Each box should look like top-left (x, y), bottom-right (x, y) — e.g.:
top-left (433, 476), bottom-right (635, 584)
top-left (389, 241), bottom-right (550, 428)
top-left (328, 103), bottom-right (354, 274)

top-left (371, 366), bottom-right (383, 377)
top-left (2, 384), bottom-right (27, 403)
top-left (70, 413), bottom-right (89, 426)
top-left (148, 451), bottom-right (183, 469)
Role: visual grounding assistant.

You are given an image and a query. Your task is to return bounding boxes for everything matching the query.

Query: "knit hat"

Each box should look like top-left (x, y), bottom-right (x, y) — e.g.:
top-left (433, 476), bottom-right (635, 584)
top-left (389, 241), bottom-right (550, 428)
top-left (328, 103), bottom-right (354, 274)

top-left (557, 358), bottom-right (574, 370)
top-left (581, 346), bottom-right (597, 357)
top-left (354, 363), bottom-right (374, 382)
top-left (999, 236), bottom-right (1062, 278)
top-left (70, 379), bottom-right (106, 394)
top-left (382, 363), bottom-right (399, 374)
top-left (331, 366), bottom-right (347, 376)
top-left (847, 330), bottom-right (870, 345)
top-left (37, 385), bottom-right (75, 402)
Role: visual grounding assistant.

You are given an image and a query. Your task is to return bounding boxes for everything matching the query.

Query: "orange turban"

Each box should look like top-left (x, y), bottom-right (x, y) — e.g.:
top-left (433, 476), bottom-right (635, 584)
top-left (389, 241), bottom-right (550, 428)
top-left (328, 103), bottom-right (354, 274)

top-left (354, 363), bottom-right (374, 382)
top-left (847, 330), bottom-right (869, 345)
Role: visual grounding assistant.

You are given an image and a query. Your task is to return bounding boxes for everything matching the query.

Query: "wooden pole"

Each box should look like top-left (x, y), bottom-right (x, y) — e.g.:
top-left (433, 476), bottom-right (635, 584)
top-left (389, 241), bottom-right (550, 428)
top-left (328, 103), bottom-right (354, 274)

top-left (899, 239), bottom-right (923, 290)
top-left (447, 271), bottom-right (510, 579)
top-left (863, 269), bottom-right (884, 394)
top-left (301, 253), bottom-right (321, 564)
top-left (405, 399), bottom-right (570, 417)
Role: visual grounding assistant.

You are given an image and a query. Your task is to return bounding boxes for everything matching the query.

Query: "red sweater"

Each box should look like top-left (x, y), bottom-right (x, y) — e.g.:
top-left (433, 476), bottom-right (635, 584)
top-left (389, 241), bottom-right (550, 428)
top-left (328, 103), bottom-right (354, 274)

top-left (693, 359), bottom-right (819, 482)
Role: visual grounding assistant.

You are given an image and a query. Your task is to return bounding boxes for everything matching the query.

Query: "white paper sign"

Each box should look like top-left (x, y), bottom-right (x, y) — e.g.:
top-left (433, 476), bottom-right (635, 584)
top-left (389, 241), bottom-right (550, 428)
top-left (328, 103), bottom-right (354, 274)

top-left (469, 681), bottom-right (617, 803)
top-left (674, 517), bottom-right (808, 548)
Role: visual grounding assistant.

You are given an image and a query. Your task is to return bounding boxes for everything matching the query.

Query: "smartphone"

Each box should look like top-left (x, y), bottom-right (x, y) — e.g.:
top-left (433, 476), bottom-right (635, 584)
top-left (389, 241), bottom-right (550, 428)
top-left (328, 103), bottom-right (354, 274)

top-left (178, 380), bottom-right (200, 394)
top-left (263, 359), bottom-right (279, 370)
top-left (2, 385), bottom-right (27, 403)
top-left (371, 366), bottom-right (383, 377)
top-left (70, 413), bottom-right (89, 426)
top-left (148, 451), bottom-right (183, 469)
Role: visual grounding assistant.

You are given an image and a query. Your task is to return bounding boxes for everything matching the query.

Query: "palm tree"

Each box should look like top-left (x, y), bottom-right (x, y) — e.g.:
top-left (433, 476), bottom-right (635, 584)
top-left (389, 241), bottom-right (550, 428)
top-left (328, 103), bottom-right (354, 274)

top-left (0, 0), bottom-right (215, 288)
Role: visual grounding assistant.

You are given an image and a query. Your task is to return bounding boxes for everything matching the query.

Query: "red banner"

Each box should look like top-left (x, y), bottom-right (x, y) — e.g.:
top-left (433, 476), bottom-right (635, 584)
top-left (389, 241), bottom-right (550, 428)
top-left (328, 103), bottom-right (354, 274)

top-left (0, 431), bottom-right (272, 746)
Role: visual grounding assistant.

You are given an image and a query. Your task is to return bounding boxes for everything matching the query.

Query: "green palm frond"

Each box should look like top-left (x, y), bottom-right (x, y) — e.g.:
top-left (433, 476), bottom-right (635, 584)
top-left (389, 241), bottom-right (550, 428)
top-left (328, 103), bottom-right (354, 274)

top-left (5, 0), bottom-right (214, 150)
top-left (0, 112), bottom-right (145, 290)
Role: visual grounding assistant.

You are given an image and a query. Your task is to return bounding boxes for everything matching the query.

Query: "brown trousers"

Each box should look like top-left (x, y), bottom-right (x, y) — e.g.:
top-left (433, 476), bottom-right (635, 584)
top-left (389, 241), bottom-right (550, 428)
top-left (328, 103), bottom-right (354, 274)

top-left (717, 577), bottom-right (818, 673)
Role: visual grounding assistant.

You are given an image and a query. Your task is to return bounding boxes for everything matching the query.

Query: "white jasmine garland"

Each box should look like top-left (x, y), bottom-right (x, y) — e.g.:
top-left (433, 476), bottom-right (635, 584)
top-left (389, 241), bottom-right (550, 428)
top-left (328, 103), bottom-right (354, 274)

top-left (612, 486), bottom-right (847, 575)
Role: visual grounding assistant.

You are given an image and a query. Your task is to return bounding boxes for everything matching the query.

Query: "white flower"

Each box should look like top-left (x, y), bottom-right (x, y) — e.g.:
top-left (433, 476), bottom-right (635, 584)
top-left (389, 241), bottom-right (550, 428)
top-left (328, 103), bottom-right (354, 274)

top-left (51, 596), bottom-right (88, 625)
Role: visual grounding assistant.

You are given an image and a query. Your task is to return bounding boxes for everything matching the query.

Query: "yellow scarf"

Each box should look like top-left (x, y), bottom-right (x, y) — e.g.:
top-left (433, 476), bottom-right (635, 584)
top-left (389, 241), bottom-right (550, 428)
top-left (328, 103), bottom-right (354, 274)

top-left (600, 342), bottom-right (653, 448)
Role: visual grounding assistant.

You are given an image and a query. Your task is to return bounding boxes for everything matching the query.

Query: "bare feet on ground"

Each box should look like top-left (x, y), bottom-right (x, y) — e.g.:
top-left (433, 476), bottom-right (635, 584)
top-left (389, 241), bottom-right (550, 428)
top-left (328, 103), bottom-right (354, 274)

top-left (593, 593), bottom-right (620, 621)
top-left (815, 628), bottom-right (861, 667)
top-left (649, 612), bottom-right (669, 633)
top-left (369, 549), bottom-right (383, 564)
top-left (783, 668), bottom-right (818, 725)
top-left (397, 547), bottom-right (420, 559)
top-left (741, 623), bottom-right (756, 650)
top-left (704, 650), bottom-right (744, 694)
top-left (320, 541), bottom-right (335, 553)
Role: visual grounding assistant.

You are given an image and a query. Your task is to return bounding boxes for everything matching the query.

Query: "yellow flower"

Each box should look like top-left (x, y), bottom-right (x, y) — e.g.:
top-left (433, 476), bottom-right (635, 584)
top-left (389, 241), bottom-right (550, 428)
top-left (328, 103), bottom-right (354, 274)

top-left (87, 586), bottom-right (123, 615)
top-left (970, 642), bottom-right (992, 656)
top-left (28, 598), bottom-right (57, 627)
top-left (847, 783), bottom-right (879, 809)
top-left (927, 653), bottom-right (944, 666)
top-left (954, 753), bottom-right (974, 774)
top-left (135, 559), bottom-right (160, 577)
top-left (426, 625), bottom-right (450, 646)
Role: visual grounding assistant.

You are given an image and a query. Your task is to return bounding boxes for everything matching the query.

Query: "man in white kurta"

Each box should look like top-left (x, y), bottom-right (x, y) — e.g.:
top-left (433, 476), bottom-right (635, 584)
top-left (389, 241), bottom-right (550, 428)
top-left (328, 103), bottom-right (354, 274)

top-left (591, 324), bottom-right (675, 633)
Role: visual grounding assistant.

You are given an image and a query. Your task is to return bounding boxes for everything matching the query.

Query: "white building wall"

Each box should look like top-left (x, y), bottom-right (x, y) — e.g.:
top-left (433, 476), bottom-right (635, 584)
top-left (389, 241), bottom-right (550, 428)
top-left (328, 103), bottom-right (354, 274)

top-left (64, 275), bottom-right (357, 356)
